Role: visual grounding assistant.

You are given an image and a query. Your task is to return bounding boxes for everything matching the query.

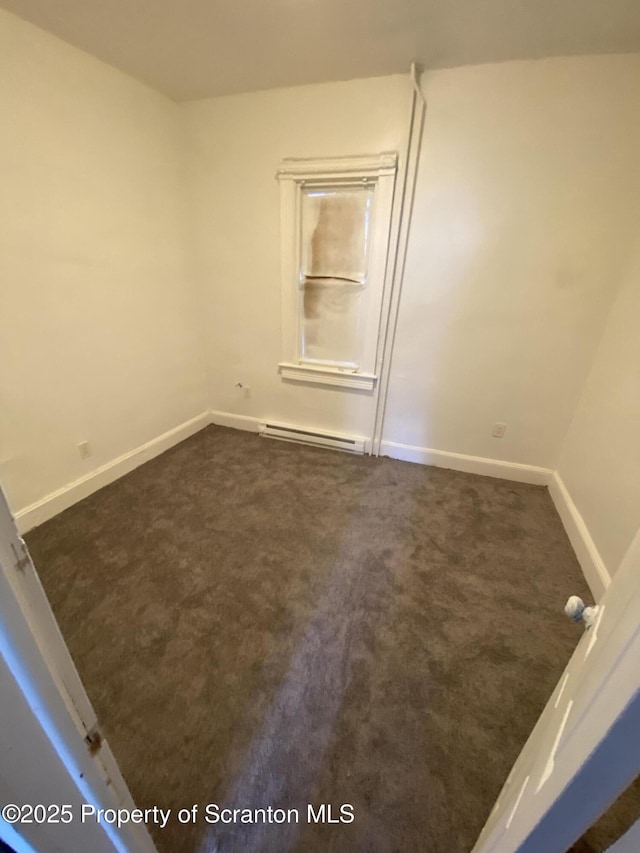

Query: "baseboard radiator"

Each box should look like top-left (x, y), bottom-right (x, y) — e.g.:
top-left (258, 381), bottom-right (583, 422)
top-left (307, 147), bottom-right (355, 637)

top-left (258, 421), bottom-right (366, 454)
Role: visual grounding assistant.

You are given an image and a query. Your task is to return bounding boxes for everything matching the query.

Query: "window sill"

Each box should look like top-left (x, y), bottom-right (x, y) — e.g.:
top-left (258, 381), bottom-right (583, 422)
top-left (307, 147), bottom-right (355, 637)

top-left (278, 362), bottom-right (377, 391)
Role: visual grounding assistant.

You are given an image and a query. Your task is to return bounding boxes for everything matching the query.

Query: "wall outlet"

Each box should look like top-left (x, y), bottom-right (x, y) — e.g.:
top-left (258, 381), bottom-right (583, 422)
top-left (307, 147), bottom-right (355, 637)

top-left (78, 441), bottom-right (91, 459)
top-left (235, 382), bottom-right (251, 399)
top-left (492, 423), bottom-right (507, 439)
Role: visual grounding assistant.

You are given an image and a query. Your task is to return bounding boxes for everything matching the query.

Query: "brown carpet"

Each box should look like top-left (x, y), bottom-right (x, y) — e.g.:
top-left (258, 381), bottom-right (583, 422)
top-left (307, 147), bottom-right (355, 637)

top-left (23, 425), bottom-right (622, 852)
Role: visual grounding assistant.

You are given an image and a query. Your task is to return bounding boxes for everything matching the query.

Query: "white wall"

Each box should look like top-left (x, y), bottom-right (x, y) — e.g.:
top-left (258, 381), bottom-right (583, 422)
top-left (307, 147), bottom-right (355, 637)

top-left (385, 56), bottom-right (640, 468)
top-left (0, 10), bottom-right (208, 517)
top-left (185, 56), bottom-right (640, 474)
top-left (183, 75), bottom-right (408, 439)
top-left (1, 16), bottom-right (638, 575)
top-left (555, 245), bottom-right (640, 578)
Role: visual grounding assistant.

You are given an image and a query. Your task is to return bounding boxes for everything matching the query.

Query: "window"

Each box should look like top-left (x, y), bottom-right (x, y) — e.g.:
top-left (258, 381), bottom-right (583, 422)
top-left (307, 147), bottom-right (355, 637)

top-left (277, 153), bottom-right (397, 390)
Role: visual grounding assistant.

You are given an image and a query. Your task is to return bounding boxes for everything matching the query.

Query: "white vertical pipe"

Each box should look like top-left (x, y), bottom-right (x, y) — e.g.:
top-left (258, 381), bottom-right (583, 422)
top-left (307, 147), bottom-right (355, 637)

top-left (371, 62), bottom-right (426, 456)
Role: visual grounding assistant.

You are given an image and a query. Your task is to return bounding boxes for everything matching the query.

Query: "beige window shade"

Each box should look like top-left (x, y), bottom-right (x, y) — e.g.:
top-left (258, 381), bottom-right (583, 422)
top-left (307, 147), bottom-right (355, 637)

top-left (301, 187), bottom-right (372, 281)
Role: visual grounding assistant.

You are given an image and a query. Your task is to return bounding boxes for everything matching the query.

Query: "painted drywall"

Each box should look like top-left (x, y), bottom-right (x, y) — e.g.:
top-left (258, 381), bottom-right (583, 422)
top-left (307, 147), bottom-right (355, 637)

top-left (384, 55), bottom-right (640, 468)
top-left (0, 9), bottom-right (208, 515)
top-left (183, 74), bottom-right (409, 439)
top-left (555, 245), bottom-right (640, 577)
top-left (185, 56), bottom-right (640, 471)
top-left (1, 19), bottom-right (638, 561)
top-left (3, 0), bottom-right (640, 100)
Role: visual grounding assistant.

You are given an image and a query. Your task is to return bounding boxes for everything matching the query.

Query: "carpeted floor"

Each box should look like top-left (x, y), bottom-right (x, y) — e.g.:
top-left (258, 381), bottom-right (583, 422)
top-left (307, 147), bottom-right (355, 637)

top-left (25, 425), bottom-right (617, 852)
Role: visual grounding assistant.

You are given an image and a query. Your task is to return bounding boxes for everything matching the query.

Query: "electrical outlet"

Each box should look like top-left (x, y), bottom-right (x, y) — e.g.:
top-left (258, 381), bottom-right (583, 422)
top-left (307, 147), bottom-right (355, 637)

top-left (235, 382), bottom-right (251, 399)
top-left (492, 423), bottom-right (507, 439)
top-left (78, 441), bottom-right (91, 459)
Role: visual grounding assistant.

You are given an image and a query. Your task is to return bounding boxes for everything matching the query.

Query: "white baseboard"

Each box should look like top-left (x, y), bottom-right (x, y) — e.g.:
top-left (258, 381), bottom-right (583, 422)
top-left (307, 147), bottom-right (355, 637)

top-left (548, 471), bottom-right (610, 601)
top-left (15, 412), bottom-right (210, 534)
top-left (209, 415), bottom-right (548, 486)
top-left (15, 410), bottom-right (609, 607)
top-left (380, 440), bottom-right (553, 486)
top-left (209, 410), bottom-right (260, 433)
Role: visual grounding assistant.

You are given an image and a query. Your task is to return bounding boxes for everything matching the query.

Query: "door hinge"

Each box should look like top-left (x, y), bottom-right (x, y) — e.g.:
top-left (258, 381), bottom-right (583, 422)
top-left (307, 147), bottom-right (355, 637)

top-left (11, 542), bottom-right (30, 572)
top-left (84, 725), bottom-right (103, 755)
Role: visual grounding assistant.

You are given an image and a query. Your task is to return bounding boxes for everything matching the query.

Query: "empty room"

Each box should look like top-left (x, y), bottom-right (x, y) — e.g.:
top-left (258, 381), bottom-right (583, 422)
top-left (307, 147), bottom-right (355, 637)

top-left (1, 2), bottom-right (639, 852)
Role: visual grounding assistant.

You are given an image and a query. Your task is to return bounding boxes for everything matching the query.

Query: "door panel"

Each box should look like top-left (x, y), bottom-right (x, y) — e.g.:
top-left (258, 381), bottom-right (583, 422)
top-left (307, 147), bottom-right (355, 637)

top-left (473, 530), bottom-right (640, 853)
top-left (0, 486), bottom-right (156, 853)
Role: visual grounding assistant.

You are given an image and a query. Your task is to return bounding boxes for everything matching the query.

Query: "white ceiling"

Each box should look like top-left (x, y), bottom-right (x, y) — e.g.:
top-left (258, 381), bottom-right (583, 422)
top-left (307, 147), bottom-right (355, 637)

top-left (3, 0), bottom-right (640, 101)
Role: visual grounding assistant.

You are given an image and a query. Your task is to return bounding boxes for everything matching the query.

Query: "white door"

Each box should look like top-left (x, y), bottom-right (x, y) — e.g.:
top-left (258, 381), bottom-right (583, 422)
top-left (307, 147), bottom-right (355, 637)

top-left (472, 530), bottom-right (640, 853)
top-left (0, 485), bottom-right (156, 853)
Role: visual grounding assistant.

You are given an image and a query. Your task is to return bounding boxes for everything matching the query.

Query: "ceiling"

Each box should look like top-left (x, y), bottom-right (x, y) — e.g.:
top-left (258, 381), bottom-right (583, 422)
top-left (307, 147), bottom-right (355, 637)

top-left (3, 0), bottom-right (640, 101)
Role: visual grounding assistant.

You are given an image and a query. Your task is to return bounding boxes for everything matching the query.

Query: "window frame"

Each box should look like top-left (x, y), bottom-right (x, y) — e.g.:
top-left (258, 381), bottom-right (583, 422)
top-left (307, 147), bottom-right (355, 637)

top-left (277, 153), bottom-right (398, 391)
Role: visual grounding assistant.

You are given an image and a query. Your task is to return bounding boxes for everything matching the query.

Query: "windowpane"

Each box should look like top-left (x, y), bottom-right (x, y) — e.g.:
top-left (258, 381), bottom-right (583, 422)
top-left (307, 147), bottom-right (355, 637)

top-left (299, 185), bottom-right (373, 366)
top-left (301, 279), bottom-right (363, 365)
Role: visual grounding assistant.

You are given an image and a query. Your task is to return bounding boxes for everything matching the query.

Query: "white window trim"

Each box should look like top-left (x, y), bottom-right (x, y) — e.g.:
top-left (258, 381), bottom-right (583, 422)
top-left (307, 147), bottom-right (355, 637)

top-left (278, 362), bottom-right (378, 391)
top-left (277, 152), bottom-right (398, 390)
